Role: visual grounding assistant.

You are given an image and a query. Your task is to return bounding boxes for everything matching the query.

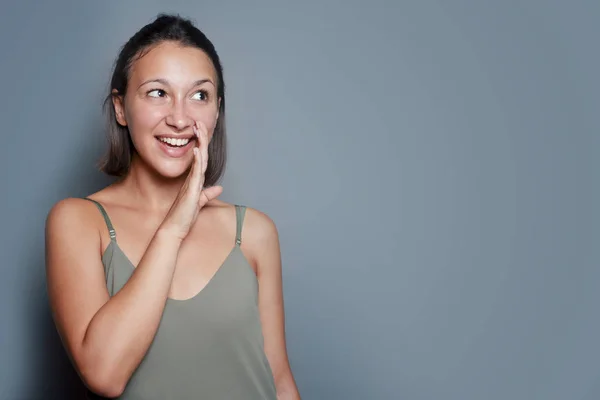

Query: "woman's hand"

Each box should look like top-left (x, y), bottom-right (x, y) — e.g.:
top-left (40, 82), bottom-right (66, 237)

top-left (158, 121), bottom-right (223, 240)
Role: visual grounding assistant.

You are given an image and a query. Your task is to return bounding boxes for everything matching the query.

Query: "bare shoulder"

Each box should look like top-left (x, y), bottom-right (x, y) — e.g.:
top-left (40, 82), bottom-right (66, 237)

top-left (243, 206), bottom-right (279, 243)
top-left (45, 196), bottom-right (111, 269)
top-left (46, 197), bottom-right (102, 235)
top-left (235, 204), bottom-right (281, 270)
top-left (205, 199), bottom-right (278, 239)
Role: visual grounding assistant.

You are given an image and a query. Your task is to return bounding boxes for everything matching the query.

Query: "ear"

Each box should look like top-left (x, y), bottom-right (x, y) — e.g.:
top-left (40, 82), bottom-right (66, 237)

top-left (111, 89), bottom-right (127, 126)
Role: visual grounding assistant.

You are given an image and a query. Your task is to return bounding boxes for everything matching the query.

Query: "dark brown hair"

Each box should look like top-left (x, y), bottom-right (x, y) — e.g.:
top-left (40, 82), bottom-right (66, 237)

top-left (99, 13), bottom-right (227, 186)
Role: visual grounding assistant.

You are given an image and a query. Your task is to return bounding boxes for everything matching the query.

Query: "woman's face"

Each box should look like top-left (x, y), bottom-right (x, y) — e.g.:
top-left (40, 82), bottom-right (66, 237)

top-left (113, 40), bottom-right (220, 178)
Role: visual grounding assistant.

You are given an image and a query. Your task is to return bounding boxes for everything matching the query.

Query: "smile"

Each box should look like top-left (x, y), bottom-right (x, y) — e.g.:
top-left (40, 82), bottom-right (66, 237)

top-left (157, 137), bottom-right (192, 147)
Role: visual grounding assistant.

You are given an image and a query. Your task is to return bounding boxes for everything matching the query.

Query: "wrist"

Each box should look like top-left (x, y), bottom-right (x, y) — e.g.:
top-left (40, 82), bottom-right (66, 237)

top-left (154, 226), bottom-right (186, 245)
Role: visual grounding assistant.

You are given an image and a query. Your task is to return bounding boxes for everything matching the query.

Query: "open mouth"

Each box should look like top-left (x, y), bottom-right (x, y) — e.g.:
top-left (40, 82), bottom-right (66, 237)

top-left (157, 136), bottom-right (195, 148)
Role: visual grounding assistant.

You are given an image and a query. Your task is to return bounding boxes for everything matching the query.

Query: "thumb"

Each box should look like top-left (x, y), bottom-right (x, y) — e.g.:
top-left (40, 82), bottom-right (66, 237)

top-left (199, 186), bottom-right (223, 204)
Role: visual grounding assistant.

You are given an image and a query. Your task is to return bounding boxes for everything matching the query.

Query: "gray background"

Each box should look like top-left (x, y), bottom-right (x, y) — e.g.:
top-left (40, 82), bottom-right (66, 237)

top-left (0, 1), bottom-right (597, 399)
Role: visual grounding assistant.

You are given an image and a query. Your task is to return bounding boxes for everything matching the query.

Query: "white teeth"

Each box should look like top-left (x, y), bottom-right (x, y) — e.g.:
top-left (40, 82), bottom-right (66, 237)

top-left (159, 137), bottom-right (190, 147)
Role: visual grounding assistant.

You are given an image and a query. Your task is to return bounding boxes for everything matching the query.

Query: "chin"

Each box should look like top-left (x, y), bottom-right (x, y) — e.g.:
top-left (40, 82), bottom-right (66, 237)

top-left (152, 159), bottom-right (192, 179)
top-left (133, 141), bottom-right (194, 179)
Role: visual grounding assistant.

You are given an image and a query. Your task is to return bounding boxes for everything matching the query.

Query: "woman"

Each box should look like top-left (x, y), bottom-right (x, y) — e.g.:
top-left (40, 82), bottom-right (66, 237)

top-left (45, 13), bottom-right (300, 399)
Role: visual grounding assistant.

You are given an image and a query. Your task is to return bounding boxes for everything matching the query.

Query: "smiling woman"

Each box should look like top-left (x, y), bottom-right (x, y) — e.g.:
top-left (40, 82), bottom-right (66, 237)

top-left (44, 13), bottom-right (300, 400)
top-left (112, 42), bottom-right (221, 173)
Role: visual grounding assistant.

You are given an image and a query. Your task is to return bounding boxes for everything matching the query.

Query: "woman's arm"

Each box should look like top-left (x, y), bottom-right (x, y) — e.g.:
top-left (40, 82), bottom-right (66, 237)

top-left (45, 198), bottom-right (182, 397)
top-left (244, 208), bottom-right (301, 400)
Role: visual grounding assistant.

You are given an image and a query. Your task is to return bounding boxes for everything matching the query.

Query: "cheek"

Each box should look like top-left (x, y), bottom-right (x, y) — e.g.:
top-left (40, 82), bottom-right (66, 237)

top-left (196, 111), bottom-right (219, 139)
top-left (208, 118), bottom-right (218, 139)
top-left (126, 103), bottom-right (165, 138)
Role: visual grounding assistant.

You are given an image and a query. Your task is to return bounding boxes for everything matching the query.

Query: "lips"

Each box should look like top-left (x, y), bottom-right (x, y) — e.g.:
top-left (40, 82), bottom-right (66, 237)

top-left (155, 135), bottom-right (195, 158)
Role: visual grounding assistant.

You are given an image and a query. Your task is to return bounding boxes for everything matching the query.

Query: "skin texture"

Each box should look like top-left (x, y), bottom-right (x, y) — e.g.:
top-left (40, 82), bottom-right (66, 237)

top-left (45, 41), bottom-right (300, 398)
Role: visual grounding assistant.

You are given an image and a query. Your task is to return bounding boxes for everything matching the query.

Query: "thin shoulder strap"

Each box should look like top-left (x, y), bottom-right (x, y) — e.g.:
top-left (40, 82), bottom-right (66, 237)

top-left (235, 205), bottom-right (246, 246)
top-left (83, 198), bottom-right (116, 241)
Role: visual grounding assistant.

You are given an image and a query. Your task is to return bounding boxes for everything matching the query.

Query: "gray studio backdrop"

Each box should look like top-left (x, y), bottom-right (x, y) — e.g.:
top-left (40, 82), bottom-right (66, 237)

top-left (0, 1), bottom-right (597, 399)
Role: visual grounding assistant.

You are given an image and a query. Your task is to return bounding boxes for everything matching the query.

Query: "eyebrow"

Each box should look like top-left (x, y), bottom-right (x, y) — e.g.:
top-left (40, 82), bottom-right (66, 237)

top-left (137, 78), bottom-right (215, 89)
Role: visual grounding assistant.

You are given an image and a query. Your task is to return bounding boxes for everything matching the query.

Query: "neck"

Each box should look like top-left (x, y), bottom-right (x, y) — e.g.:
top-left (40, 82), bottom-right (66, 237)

top-left (117, 154), bottom-right (188, 212)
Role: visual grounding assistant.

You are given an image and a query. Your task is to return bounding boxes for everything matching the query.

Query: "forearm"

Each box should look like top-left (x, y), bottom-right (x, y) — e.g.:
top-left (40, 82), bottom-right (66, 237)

top-left (277, 385), bottom-right (301, 400)
top-left (79, 229), bottom-right (181, 390)
top-left (275, 371), bottom-right (301, 400)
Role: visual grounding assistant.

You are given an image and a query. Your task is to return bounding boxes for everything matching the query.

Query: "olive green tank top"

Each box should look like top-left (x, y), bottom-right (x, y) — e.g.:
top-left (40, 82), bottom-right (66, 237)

top-left (83, 198), bottom-right (277, 399)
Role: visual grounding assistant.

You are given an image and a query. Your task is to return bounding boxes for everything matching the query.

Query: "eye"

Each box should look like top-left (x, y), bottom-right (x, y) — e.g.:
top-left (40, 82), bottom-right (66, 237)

top-left (192, 90), bottom-right (208, 101)
top-left (147, 89), bottom-right (166, 98)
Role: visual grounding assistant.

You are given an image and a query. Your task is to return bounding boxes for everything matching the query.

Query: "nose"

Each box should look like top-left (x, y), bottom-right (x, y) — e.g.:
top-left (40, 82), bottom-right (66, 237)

top-left (165, 99), bottom-right (193, 131)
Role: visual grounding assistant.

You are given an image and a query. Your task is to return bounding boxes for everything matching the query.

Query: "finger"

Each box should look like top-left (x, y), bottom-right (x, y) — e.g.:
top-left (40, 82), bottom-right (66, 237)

top-left (193, 124), bottom-right (200, 148)
top-left (195, 120), bottom-right (206, 142)
top-left (191, 124), bottom-right (200, 167)
top-left (188, 147), bottom-right (203, 193)
top-left (196, 121), bottom-right (209, 173)
top-left (194, 121), bottom-right (206, 169)
top-left (199, 186), bottom-right (223, 204)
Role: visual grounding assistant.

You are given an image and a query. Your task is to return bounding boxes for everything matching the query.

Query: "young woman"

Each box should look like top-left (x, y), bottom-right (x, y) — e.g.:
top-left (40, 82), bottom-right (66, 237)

top-left (45, 14), bottom-right (300, 399)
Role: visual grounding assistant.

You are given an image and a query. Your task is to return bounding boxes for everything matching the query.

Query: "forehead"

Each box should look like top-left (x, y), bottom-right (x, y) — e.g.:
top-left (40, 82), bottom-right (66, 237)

top-left (128, 41), bottom-right (217, 86)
